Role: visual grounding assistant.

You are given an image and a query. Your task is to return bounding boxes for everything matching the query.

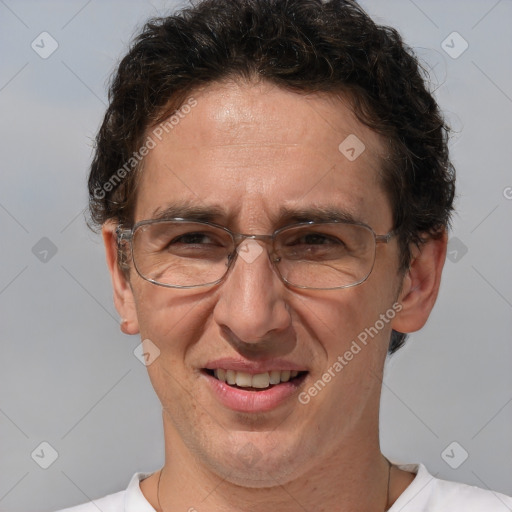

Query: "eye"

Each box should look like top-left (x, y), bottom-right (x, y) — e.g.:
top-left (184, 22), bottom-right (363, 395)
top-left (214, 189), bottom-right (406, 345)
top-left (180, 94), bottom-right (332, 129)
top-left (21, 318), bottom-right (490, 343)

top-left (283, 228), bottom-right (346, 247)
top-left (291, 233), bottom-right (343, 246)
top-left (171, 232), bottom-right (218, 245)
top-left (141, 225), bottom-right (230, 254)
top-left (164, 230), bottom-right (231, 256)
top-left (280, 229), bottom-right (348, 261)
top-left (162, 228), bottom-right (232, 262)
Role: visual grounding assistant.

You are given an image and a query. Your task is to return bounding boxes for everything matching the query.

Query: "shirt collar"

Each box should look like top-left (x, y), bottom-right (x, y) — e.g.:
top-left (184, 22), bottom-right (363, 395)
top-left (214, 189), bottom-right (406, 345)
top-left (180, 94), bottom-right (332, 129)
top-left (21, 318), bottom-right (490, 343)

top-left (125, 472), bottom-right (157, 512)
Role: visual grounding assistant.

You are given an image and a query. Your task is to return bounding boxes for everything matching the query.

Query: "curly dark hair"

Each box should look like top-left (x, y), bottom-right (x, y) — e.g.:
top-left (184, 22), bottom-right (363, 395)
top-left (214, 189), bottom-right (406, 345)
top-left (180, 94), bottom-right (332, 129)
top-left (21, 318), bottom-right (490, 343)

top-left (88, 0), bottom-right (455, 353)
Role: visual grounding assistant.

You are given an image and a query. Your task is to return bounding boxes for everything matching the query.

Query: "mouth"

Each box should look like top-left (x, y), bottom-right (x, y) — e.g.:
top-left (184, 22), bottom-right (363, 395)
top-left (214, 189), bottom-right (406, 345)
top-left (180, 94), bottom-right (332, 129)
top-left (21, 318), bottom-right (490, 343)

top-left (203, 368), bottom-right (308, 391)
top-left (201, 359), bottom-right (309, 412)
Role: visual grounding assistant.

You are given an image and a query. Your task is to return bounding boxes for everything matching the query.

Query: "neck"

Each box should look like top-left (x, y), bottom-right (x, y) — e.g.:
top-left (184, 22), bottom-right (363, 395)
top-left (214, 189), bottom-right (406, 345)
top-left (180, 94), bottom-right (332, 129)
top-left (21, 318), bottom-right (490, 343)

top-left (145, 413), bottom-right (400, 512)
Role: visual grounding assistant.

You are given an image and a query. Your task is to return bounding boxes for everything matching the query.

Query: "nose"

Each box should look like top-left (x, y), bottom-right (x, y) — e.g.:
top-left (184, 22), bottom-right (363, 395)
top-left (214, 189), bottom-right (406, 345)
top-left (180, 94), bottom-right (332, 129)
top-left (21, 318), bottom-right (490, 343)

top-left (213, 239), bottom-right (292, 348)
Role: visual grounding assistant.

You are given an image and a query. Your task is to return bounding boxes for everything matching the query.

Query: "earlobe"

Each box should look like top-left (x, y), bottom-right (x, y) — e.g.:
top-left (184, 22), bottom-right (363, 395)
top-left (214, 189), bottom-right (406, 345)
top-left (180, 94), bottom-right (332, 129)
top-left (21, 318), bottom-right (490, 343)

top-left (102, 221), bottom-right (140, 335)
top-left (391, 231), bottom-right (448, 334)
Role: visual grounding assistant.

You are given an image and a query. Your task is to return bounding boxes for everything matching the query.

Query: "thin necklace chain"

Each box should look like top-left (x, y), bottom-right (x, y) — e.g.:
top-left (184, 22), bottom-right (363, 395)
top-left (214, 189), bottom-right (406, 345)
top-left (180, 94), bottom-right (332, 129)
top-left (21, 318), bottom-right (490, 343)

top-left (156, 458), bottom-right (393, 512)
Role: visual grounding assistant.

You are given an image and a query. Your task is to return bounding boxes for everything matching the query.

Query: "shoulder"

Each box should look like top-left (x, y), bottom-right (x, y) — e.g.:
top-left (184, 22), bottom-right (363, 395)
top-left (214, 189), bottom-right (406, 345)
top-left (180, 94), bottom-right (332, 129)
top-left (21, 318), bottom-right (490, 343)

top-left (54, 490), bottom-right (125, 512)
top-left (392, 463), bottom-right (512, 511)
top-left (428, 476), bottom-right (512, 510)
top-left (54, 472), bottom-right (155, 512)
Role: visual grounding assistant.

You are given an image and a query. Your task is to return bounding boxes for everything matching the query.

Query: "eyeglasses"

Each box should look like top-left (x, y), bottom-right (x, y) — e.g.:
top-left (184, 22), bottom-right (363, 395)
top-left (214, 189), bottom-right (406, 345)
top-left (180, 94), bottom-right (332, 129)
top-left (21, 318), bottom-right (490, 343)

top-left (116, 218), bottom-right (395, 290)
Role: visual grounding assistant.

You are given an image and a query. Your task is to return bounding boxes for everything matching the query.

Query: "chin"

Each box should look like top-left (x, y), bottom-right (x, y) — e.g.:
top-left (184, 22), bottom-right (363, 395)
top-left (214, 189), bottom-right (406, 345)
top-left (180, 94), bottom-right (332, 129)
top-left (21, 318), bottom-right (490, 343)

top-left (205, 432), bottom-right (310, 488)
top-left (217, 458), bottom-right (303, 489)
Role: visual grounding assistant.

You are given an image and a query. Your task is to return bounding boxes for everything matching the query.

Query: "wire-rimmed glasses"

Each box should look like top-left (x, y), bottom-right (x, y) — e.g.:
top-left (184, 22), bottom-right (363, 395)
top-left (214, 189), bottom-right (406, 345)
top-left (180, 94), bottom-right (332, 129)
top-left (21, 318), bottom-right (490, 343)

top-left (116, 218), bottom-right (395, 290)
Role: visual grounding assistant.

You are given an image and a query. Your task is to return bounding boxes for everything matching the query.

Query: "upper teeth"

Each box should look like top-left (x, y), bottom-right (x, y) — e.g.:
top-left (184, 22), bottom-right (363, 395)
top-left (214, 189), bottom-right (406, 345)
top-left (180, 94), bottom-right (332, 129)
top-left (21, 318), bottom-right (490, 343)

top-left (214, 369), bottom-right (300, 388)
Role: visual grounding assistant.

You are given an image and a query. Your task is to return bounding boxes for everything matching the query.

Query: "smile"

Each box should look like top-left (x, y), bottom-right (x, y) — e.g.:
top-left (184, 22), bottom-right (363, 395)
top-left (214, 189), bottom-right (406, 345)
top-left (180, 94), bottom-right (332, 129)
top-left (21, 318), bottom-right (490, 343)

top-left (202, 364), bottom-right (308, 413)
top-left (206, 368), bottom-right (306, 390)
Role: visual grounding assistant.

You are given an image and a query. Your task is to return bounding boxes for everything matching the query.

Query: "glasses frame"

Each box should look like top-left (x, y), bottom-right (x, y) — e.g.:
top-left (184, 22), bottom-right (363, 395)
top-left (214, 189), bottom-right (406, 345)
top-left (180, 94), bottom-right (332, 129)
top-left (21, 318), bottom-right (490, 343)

top-left (116, 217), bottom-right (395, 290)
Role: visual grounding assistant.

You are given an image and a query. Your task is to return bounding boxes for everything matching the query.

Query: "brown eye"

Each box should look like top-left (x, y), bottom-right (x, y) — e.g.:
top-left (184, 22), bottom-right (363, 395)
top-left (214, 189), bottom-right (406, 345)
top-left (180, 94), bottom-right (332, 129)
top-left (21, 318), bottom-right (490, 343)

top-left (170, 232), bottom-right (218, 245)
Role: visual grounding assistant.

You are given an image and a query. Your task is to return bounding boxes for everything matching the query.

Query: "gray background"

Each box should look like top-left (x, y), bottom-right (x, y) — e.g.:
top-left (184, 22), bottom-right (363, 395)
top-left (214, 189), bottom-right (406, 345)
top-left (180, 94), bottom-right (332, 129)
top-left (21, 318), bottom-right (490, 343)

top-left (0, 0), bottom-right (511, 510)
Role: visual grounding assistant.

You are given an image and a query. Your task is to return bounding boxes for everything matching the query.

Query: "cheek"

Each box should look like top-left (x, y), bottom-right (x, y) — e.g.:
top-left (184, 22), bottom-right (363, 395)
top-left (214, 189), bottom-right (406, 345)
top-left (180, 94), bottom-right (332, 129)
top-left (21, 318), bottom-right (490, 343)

top-left (295, 285), bottom-right (397, 402)
top-left (292, 290), bottom-right (394, 447)
top-left (133, 282), bottom-right (212, 354)
top-left (133, 286), bottom-right (214, 412)
top-left (295, 285), bottom-right (390, 350)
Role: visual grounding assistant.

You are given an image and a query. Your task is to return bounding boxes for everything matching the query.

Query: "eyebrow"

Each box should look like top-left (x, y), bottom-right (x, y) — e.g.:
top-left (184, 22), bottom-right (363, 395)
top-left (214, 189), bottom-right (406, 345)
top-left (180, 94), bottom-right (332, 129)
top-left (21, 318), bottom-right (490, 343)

top-left (149, 203), bottom-right (226, 223)
top-left (276, 206), bottom-right (361, 226)
top-left (147, 202), bottom-right (363, 226)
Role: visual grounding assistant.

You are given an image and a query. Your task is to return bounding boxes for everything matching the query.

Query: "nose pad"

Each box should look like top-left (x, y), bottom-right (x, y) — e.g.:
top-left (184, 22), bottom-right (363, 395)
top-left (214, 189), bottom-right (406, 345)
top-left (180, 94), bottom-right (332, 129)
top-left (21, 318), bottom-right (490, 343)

top-left (236, 239), bottom-right (265, 265)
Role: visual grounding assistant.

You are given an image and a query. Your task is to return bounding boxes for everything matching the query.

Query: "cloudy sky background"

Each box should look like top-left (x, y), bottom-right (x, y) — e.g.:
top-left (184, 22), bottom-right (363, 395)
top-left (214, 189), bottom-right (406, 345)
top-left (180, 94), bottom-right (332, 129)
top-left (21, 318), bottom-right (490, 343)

top-left (0, 1), bottom-right (511, 510)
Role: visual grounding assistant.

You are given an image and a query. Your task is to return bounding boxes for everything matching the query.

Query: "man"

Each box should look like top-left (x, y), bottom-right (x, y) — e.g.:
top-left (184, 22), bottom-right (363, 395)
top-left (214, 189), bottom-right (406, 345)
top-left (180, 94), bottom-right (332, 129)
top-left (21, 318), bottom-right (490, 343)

top-left (59, 0), bottom-right (512, 510)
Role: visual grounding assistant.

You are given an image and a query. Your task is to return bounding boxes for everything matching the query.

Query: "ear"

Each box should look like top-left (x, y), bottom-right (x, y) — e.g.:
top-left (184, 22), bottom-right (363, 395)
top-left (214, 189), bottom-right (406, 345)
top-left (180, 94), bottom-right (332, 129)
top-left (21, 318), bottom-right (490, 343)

top-left (102, 221), bottom-right (140, 335)
top-left (391, 230), bottom-right (447, 334)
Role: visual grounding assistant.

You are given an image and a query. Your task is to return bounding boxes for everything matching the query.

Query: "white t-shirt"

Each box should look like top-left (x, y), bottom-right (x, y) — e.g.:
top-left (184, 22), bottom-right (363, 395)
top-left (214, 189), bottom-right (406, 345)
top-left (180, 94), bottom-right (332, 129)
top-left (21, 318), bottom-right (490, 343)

top-left (56, 463), bottom-right (512, 512)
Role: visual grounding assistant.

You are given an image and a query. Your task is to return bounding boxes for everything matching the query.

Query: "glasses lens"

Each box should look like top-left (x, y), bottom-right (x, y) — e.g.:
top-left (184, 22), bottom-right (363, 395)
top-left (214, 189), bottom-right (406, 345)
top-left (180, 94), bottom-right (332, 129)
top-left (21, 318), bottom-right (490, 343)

top-left (132, 221), bottom-right (233, 287)
top-left (275, 223), bottom-right (376, 289)
top-left (129, 220), bottom-right (377, 289)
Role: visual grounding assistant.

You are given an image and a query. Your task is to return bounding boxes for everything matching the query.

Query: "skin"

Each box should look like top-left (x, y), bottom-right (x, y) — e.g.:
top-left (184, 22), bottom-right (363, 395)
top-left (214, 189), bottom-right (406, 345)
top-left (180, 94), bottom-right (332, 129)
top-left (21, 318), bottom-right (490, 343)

top-left (103, 79), bottom-right (447, 512)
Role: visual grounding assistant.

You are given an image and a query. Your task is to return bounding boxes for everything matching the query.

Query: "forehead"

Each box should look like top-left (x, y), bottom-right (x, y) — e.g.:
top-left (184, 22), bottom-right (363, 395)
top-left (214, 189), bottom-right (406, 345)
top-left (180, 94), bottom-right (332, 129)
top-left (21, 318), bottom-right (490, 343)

top-left (135, 80), bottom-right (392, 230)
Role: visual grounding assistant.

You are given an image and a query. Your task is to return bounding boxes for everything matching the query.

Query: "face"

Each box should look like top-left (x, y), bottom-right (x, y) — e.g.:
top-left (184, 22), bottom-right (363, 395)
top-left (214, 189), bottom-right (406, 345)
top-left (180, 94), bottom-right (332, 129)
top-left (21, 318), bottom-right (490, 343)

top-left (107, 80), bottom-right (414, 487)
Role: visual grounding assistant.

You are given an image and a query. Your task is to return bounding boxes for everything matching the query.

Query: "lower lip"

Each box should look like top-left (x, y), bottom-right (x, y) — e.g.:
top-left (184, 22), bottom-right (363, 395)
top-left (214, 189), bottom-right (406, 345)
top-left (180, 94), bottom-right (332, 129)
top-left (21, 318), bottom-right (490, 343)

top-left (203, 372), bottom-right (307, 413)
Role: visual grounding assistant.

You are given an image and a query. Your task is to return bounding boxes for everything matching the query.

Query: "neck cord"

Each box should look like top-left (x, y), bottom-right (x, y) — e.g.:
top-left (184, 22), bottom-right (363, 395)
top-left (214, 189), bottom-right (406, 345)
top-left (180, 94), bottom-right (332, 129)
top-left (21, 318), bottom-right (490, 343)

top-left (385, 457), bottom-right (393, 511)
top-left (156, 458), bottom-right (393, 511)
